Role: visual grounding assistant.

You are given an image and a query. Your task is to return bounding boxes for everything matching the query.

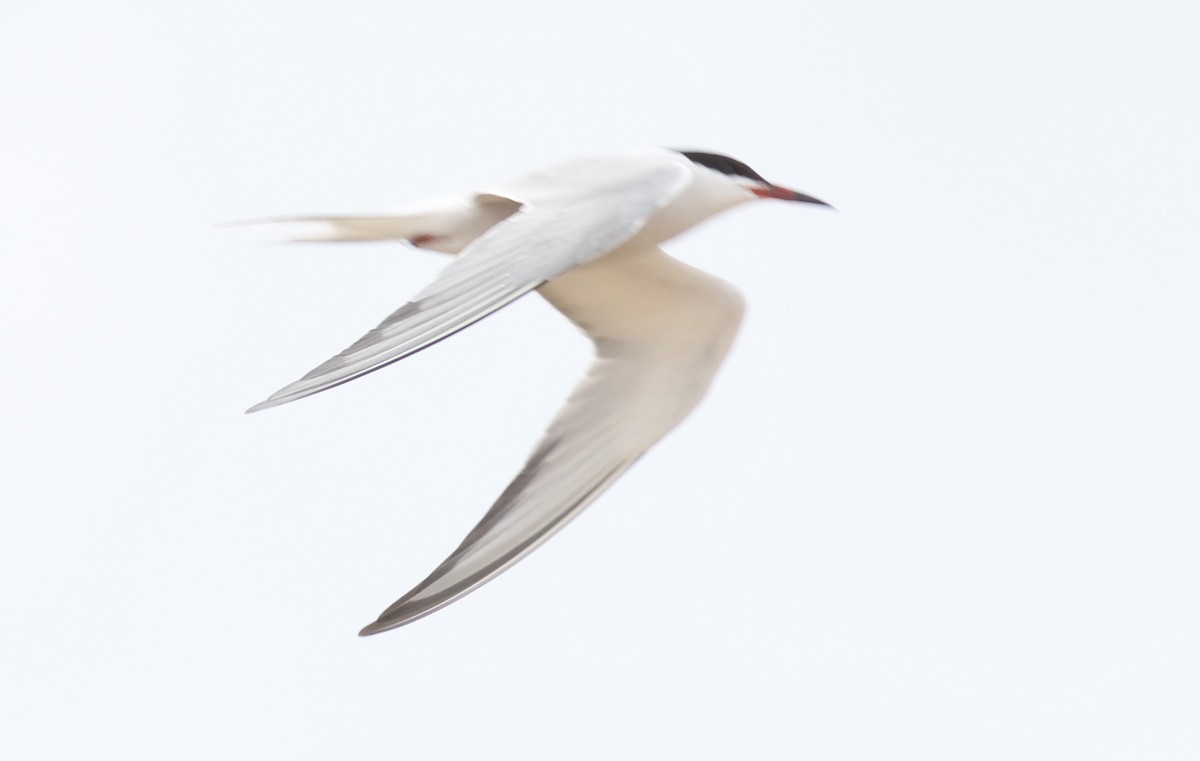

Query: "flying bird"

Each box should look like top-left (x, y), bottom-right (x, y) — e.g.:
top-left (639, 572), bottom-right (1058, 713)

top-left (244, 148), bottom-right (830, 634)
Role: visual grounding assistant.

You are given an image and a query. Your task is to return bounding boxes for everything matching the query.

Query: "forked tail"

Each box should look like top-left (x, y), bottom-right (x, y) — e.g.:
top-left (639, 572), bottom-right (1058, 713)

top-left (220, 214), bottom-right (427, 243)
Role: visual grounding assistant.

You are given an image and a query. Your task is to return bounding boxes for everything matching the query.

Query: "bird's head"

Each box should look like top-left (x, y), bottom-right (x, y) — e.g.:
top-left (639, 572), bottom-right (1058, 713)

top-left (675, 150), bottom-right (832, 208)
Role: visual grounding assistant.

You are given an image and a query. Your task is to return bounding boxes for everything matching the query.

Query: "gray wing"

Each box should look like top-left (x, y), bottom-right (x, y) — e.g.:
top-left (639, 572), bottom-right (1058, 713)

top-left (359, 247), bottom-right (745, 634)
top-left (247, 163), bottom-right (690, 412)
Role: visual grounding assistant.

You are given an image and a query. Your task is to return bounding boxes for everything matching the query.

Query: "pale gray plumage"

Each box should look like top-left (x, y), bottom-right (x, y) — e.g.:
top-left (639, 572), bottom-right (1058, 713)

top-left (241, 147), bottom-right (828, 634)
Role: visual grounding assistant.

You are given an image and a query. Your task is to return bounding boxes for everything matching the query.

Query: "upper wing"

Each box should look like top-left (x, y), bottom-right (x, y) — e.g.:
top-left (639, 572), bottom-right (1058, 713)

top-left (247, 162), bottom-right (690, 412)
top-left (359, 246), bottom-right (745, 634)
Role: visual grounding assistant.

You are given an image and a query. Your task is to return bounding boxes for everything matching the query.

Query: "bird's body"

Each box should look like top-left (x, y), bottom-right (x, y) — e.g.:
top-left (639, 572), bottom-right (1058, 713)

top-left (244, 147), bottom-right (828, 634)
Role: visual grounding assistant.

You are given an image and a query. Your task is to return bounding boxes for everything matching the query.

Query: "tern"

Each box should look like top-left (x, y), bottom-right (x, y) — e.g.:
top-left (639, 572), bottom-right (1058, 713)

top-left (245, 148), bottom-right (830, 634)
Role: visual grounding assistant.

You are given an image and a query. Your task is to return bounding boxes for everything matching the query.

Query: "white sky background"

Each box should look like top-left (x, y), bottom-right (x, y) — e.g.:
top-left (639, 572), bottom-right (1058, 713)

top-left (2, 1), bottom-right (1197, 758)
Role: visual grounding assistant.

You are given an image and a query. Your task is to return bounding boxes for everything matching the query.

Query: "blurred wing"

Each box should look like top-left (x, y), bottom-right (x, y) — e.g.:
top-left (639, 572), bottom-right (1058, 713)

top-left (248, 163), bottom-right (690, 412)
top-left (359, 247), bottom-right (745, 634)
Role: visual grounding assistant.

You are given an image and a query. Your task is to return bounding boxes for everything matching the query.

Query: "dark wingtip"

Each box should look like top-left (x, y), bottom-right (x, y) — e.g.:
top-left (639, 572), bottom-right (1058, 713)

top-left (245, 398), bottom-right (279, 414)
top-left (358, 620), bottom-right (388, 637)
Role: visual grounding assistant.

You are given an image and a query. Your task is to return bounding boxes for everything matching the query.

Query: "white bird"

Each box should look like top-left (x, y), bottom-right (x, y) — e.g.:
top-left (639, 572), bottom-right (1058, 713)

top-left (244, 148), bottom-right (830, 634)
